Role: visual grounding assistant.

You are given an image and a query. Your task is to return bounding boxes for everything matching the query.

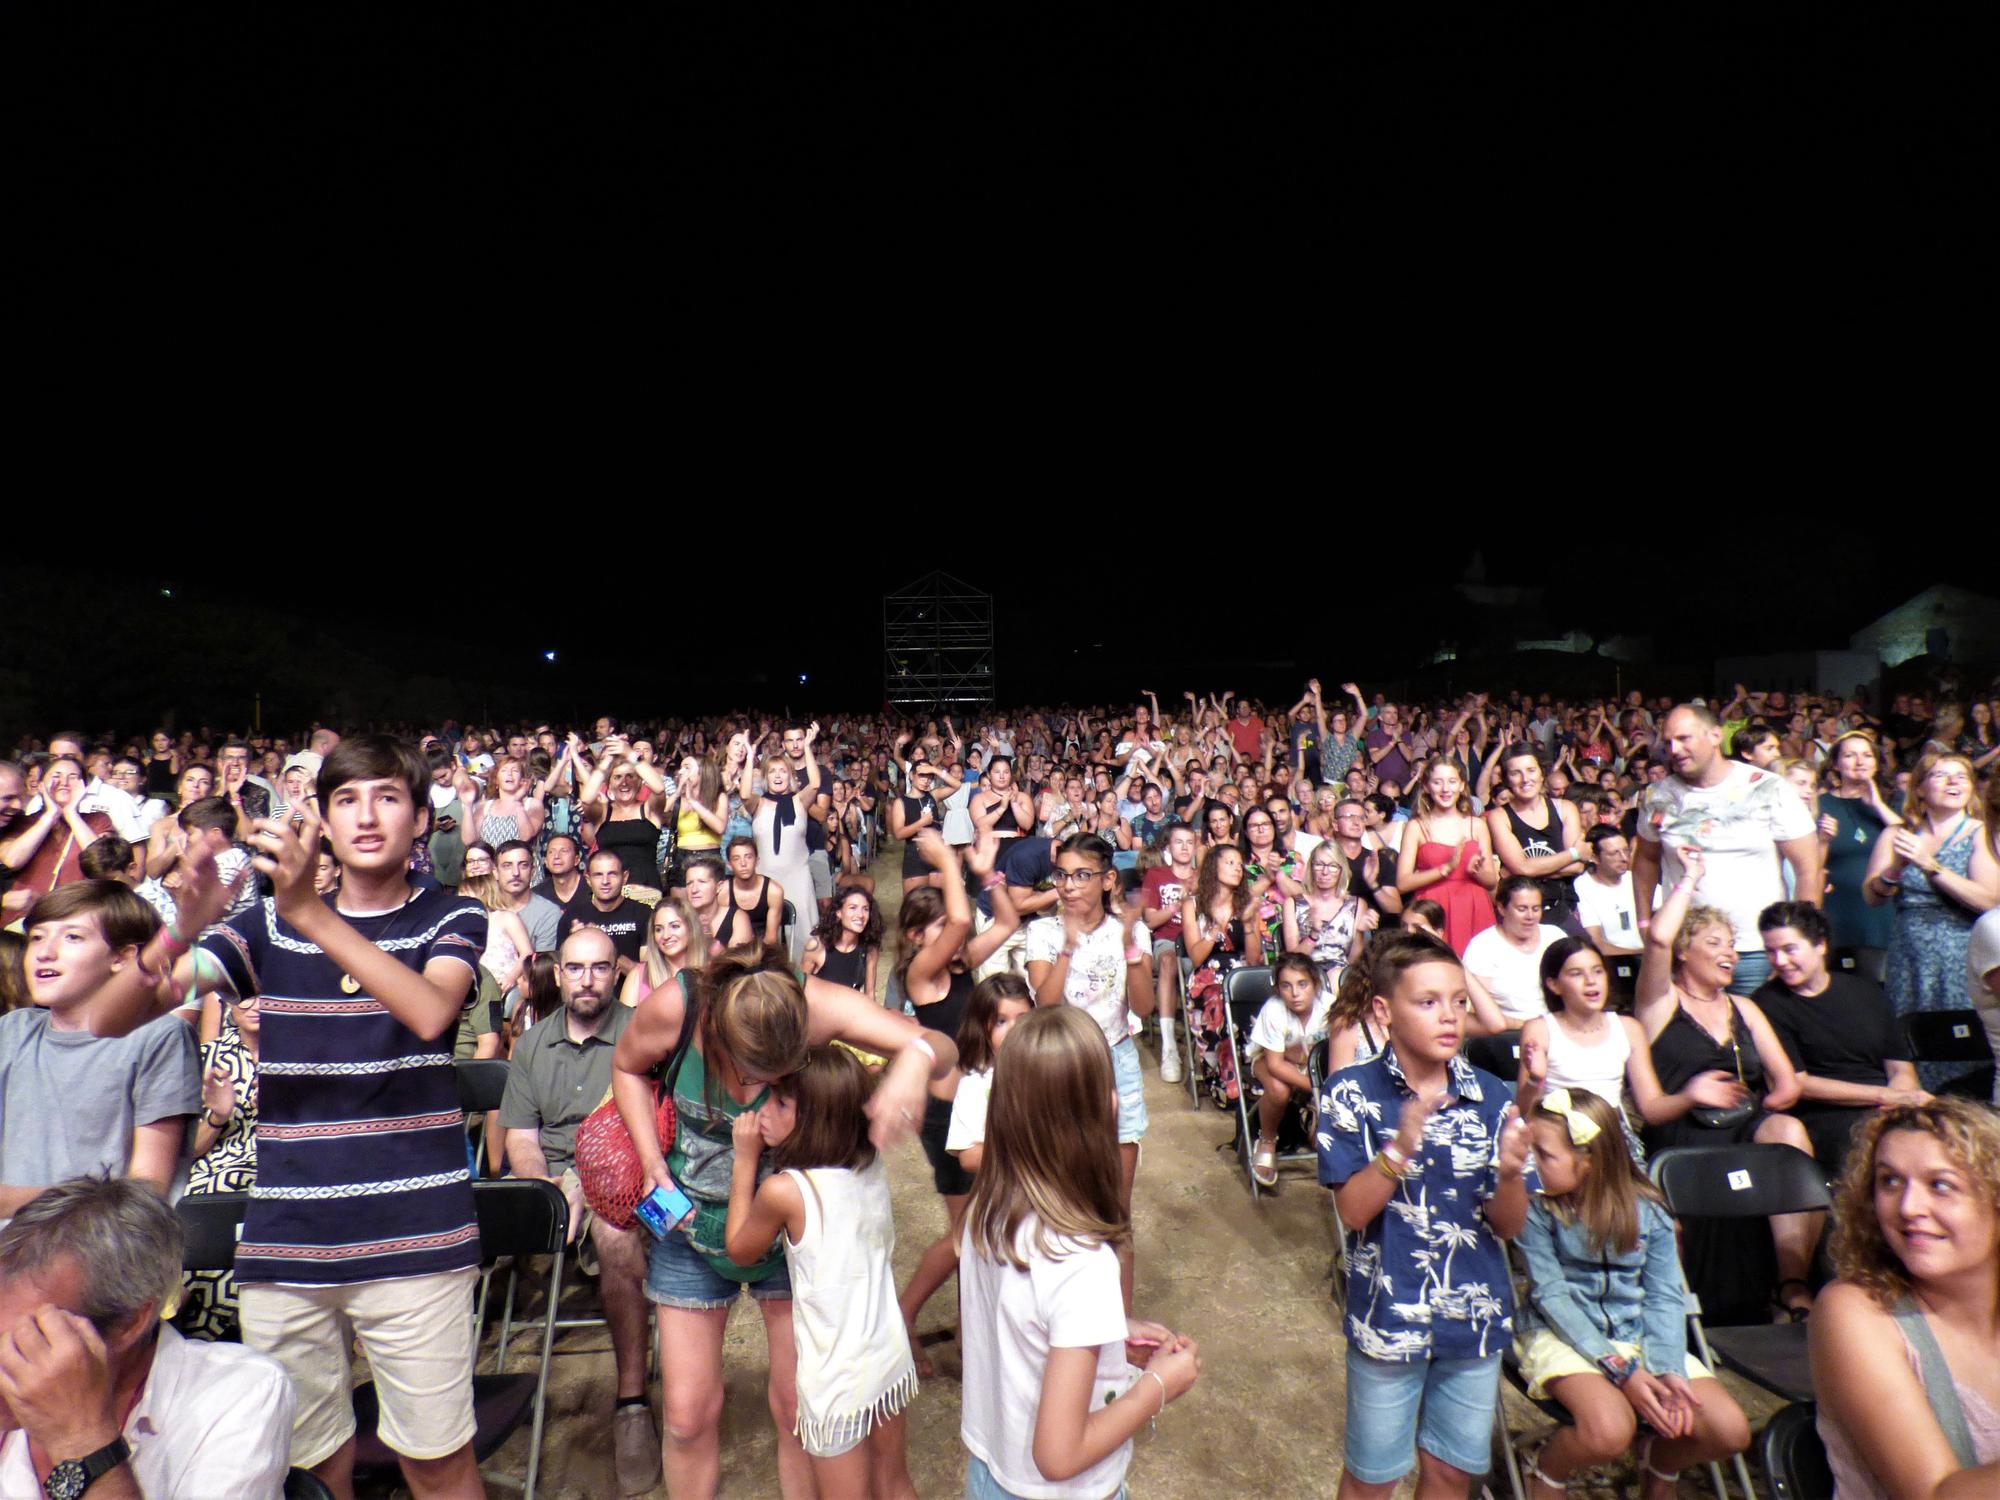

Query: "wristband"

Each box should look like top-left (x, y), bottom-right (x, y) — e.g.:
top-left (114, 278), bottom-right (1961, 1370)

top-left (907, 1035), bottom-right (936, 1067)
top-left (1372, 1152), bottom-right (1407, 1183)
top-left (1125, 945), bottom-right (1147, 964)
top-left (160, 922), bottom-right (192, 955)
top-left (982, 872), bottom-right (1006, 890)
top-left (1596, 1350), bottom-right (1637, 1386)
top-left (1381, 1140), bottom-right (1413, 1170)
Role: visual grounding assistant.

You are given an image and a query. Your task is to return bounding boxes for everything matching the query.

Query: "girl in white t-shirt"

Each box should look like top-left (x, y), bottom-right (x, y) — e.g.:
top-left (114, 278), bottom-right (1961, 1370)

top-left (947, 972), bottom-right (1036, 1174)
top-left (959, 1005), bottom-right (1200, 1500)
top-left (1246, 953), bottom-right (1333, 1186)
top-left (726, 1046), bottom-right (919, 1500)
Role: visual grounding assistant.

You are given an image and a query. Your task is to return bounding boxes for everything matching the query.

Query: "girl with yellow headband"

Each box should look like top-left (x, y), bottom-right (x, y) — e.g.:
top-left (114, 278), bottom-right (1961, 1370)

top-left (1514, 1088), bottom-right (1751, 1499)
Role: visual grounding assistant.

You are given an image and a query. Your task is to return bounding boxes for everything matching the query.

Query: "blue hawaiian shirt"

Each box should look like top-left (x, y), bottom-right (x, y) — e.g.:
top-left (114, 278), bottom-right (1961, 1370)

top-left (1317, 1046), bottom-right (1533, 1362)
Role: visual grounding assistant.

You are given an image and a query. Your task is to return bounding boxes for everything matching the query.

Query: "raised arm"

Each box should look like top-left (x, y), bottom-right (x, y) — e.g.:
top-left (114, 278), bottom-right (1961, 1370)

top-left (1634, 845), bottom-right (1701, 1036)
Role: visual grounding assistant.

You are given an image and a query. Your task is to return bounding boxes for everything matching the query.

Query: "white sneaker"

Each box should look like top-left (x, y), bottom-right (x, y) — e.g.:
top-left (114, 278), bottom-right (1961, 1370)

top-left (1159, 1047), bottom-right (1184, 1084)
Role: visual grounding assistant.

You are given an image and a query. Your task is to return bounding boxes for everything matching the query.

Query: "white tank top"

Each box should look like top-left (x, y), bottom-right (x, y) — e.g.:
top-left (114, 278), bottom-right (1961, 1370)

top-left (781, 1159), bottom-right (919, 1454)
top-left (1543, 1012), bottom-right (1631, 1109)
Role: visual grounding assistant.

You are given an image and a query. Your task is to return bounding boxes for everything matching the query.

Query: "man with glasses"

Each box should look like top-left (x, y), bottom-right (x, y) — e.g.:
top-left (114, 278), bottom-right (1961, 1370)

top-left (1332, 798), bottom-right (1403, 921)
top-left (498, 926), bottom-right (660, 1496)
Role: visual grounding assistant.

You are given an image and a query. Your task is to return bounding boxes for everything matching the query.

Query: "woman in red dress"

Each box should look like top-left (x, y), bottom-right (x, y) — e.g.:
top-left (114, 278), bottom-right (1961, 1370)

top-left (1394, 756), bottom-right (1498, 954)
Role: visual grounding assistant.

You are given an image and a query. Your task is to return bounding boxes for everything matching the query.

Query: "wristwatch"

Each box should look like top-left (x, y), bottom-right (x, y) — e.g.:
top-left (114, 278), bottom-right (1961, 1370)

top-left (43, 1436), bottom-right (130, 1499)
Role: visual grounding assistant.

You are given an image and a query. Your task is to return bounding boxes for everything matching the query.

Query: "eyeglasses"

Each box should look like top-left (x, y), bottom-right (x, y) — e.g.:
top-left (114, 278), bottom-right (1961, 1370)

top-left (1052, 867), bottom-right (1108, 885)
top-left (561, 961), bottom-right (618, 979)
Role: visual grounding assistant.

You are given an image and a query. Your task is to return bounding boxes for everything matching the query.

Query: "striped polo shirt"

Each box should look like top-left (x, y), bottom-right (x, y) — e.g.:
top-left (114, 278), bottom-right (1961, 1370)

top-left (197, 888), bottom-right (488, 1286)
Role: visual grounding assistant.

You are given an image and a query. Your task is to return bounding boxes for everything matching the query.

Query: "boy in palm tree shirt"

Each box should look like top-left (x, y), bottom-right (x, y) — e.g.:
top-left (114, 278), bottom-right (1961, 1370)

top-left (1317, 933), bottom-right (1534, 1500)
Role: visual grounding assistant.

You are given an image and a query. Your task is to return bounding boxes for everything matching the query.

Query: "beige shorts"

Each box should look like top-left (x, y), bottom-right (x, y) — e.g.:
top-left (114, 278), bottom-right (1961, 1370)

top-left (240, 1267), bottom-right (479, 1468)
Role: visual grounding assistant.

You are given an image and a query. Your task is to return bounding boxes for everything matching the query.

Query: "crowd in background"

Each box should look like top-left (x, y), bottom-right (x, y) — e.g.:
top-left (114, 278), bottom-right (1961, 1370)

top-left (2, 671), bottom-right (1999, 1500)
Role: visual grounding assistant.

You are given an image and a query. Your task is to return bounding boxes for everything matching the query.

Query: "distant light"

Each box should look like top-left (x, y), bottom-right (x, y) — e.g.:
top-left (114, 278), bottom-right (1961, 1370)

top-left (799, 673), bottom-right (808, 685)
top-left (160, 588), bottom-right (173, 598)
top-left (543, 650), bottom-right (558, 662)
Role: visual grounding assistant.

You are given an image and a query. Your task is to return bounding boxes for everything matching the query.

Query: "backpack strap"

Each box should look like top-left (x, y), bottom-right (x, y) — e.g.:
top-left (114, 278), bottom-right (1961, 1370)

top-left (1894, 1295), bottom-right (1978, 1469)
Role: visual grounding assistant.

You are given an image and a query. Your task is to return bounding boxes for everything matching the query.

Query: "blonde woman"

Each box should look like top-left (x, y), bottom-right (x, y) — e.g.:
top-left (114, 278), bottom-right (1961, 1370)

top-left (1636, 845), bottom-right (1813, 1321)
top-left (1812, 1099), bottom-right (2000, 1494)
top-left (621, 894), bottom-right (708, 1011)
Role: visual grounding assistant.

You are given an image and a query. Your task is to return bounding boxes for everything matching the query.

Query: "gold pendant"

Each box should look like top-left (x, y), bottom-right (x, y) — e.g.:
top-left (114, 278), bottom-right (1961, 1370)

top-left (340, 974), bottom-right (361, 994)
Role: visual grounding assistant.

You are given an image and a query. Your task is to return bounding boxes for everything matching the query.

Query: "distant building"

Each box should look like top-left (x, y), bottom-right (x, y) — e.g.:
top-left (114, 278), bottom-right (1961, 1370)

top-left (1850, 585), bottom-right (2000, 668)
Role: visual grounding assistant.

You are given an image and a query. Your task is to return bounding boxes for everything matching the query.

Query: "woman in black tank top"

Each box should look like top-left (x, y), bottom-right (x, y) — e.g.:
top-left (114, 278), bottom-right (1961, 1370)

top-left (892, 833), bottom-right (1023, 1376)
top-left (1487, 746), bottom-right (1585, 931)
top-left (584, 751), bottom-right (664, 889)
top-left (805, 888), bottom-right (882, 997)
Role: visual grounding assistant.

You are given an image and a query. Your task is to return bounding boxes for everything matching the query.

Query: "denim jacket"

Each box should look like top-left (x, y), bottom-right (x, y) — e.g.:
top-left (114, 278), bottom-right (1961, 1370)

top-left (1516, 1194), bottom-right (1687, 1379)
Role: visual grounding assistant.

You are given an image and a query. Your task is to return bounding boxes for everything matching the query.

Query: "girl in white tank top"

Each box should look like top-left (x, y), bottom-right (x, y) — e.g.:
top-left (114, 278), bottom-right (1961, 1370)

top-left (723, 1046), bottom-right (919, 1487)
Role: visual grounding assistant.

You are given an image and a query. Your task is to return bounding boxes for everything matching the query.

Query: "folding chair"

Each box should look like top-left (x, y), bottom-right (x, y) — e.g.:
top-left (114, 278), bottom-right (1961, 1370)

top-left (1177, 954), bottom-right (1200, 1104)
top-left (1304, 1036), bottom-right (1350, 1312)
top-left (353, 1178), bottom-right (566, 1500)
top-left (1217, 966), bottom-right (1314, 1198)
top-left (177, 1191), bottom-right (250, 1272)
top-left (1760, 1401), bottom-right (1833, 1500)
top-left (780, 899), bottom-right (798, 956)
top-left (1463, 1030), bottom-right (1522, 1099)
top-left (456, 1057), bottom-right (513, 1176)
top-left (1903, 1009), bottom-right (1995, 1099)
top-left (1651, 1144), bottom-right (1833, 1500)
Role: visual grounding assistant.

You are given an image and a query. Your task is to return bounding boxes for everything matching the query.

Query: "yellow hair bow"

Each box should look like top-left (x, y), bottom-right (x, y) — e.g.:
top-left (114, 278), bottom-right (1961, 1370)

top-left (1540, 1088), bottom-right (1601, 1147)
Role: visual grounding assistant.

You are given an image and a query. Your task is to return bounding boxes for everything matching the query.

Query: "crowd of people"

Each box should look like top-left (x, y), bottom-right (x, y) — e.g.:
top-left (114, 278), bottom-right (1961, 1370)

top-left (1, 674), bottom-right (1999, 1500)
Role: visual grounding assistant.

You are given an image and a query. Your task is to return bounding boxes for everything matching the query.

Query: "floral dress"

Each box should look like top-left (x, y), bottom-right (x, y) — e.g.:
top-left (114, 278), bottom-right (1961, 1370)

top-left (175, 1024), bottom-right (258, 1341)
top-left (1292, 893), bottom-right (1364, 981)
top-left (1186, 913), bottom-right (1250, 1107)
top-left (1885, 817), bottom-right (1982, 1091)
top-left (1246, 850), bottom-right (1300, 956)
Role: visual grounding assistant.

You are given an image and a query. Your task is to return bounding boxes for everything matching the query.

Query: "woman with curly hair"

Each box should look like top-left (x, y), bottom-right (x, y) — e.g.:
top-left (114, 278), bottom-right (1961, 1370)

top-left (803, 886), bottom-right (881, 999)
top-left (1811, 1098), bottom-right (2000, 1495)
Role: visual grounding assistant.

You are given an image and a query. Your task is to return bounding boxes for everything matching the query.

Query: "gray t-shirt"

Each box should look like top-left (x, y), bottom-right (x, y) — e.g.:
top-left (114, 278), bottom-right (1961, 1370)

top-left (514, 893), bottom-right (564, 957)
top-left (0, 1008), bottom-right (200, 1193)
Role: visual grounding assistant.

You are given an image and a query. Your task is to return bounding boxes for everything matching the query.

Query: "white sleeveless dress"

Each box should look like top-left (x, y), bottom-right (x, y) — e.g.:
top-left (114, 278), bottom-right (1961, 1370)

top-left (1543, 1013), bottom-right (1632, 1110)
top-left (781, 1159), bottom-right (919, 1457)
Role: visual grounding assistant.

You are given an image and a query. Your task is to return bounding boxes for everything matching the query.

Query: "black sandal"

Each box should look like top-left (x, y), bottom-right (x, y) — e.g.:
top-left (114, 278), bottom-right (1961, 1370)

top-left (1774, 1277), bottom-right (1813, 1322)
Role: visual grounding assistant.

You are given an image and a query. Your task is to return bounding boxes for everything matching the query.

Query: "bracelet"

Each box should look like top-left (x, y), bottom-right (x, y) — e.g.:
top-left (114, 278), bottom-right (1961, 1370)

top-left (1143, 1368), bottom-right (1169, 1433)
top-left (160, 922), bottom-right (192, 955)
top-left (1125, 945), bottom-right (1147, 964)
top-left (907, 1035), bottom-right (936, 1066)
top-left (200, 1106), bottom-right (229, 1129)
top-left (1372, 1152), bottom-right (1407, 1183)
top-left (1380, 1140), bottom-right (1411, 1169)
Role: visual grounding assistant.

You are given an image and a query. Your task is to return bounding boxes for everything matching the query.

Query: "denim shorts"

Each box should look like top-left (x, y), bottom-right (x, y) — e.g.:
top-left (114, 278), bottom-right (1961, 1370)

top-left (1342, 1346), bottom-right (1501, 1484)
top-left (644, 1224), bottom-right (792, 1311)
top-left (1111, 1035), bottom-right (1148, 1144)
top-left (967, 1452), bottom-right (1126, 1500)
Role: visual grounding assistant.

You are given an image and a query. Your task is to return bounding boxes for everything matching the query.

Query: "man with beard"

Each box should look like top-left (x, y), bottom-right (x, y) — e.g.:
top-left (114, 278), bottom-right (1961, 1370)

top-left (497, 926), bottom-right (659, 1496)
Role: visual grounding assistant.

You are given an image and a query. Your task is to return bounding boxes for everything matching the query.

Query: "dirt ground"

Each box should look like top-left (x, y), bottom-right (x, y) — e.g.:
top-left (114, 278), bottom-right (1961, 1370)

top-left (361, 844), bottom-right (1782, 1499)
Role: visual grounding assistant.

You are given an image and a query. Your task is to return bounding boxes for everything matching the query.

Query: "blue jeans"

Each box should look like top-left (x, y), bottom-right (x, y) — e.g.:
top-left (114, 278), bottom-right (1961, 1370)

top-left (1342, 1346), bottom-right (1501, 1484)
top-left (1728, 948), bottom-right (1771, 997)
top-left (966, 1453), bottom-right (1127, 1500)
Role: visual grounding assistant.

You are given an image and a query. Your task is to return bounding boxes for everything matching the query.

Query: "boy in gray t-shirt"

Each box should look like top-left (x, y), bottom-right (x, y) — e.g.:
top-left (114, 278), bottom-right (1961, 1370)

top-left (0, 880), bottom-right (200, 1220)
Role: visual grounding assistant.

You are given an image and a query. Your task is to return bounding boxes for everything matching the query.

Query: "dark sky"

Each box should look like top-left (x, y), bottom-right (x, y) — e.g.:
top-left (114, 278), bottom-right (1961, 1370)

top-left (24, 542), bottom-right (1986, 738)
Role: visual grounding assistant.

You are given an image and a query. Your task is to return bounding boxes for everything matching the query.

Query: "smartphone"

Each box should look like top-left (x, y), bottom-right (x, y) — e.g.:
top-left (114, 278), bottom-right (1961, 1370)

top-left (635, 1181), bottom-right (696, 1237)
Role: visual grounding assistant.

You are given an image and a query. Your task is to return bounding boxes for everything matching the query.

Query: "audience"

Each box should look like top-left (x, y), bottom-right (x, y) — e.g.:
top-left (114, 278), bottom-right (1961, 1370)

top-left (2, 676), bottom-right (1995, 1497)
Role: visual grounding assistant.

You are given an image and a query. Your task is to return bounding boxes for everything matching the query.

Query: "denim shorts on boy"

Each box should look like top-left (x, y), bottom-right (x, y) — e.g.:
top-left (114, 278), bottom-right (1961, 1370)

top-left (1341, 1347), bottom-right (1502, 1483)
top-left (645, 1222), bottom-right (793, 1310)
top-left (1110, 1036), bottom-right (1148, 1143)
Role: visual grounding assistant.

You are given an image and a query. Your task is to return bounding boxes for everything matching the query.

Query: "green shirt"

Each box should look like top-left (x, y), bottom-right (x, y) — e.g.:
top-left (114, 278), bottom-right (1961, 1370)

top-left (496, 1002), bottom-right (633, 1176)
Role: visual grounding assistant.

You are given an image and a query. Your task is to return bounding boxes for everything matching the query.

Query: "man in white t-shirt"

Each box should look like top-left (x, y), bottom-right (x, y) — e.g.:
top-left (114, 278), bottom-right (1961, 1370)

top-left (1969, 909), bottom-right (2000, 1102)
top-left (1573, 826), bottom-right (1640, 954)
top-left (1633, 703), bottom-right (1820, 995)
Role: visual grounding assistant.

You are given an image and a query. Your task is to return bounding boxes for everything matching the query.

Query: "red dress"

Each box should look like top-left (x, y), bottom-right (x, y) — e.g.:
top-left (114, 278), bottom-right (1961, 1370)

top-left (1414, 837), bottom-right (1493, 955)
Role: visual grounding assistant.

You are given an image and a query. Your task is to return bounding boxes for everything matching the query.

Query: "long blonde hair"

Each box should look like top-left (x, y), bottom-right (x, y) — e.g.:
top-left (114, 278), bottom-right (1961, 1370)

top-left (1531, 1090), bottom-right (1663, 1254)
top-left (1413, 756), bottom-right (1473, 819)
top-left (458, 872), bottom-right (506, 911)
top-left (643, 895), bottom-right (709, 988)
top-left (965, 1006), bottom-right (1128, 1269)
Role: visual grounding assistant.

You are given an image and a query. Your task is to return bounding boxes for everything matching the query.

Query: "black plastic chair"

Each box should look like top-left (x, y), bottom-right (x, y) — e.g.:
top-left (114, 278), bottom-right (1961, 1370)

top-left (1903, 1009), bottom-right (1995, 1099)
top-left (1216, 966), bottom-right (1315, 1199)
top-left (1761, 1401), bottom-right (1833, 1500)
top-left (284, 1468), bottom-right (336, 1500)
top-left (352, 1178), bottom-right (567, 1500)
top-left (1650, 1144), bottom-right (1831, 1498)
top-left (1176, 954), bottom-right (1200, 1104)
top-left (177, 1191), bottom-right (250, 1271)
top-left (1462, 1030), bottom-right (1522, 1097)
top-left (456, 1057), bottom-right (514, 1177)
top-left (781, 899), bottom-right (798, 955)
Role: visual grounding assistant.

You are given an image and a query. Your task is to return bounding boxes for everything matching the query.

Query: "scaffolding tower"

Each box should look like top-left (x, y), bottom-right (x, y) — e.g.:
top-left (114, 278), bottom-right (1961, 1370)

top-left (883, 571), bottom-right (994, 710)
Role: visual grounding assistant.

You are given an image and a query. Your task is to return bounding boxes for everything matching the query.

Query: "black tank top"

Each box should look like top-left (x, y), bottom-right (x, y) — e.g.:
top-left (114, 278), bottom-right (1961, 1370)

top-left (817, 940), bottom-right (869, 994)
top-left (914, 967), bottom-right (976, 1044)
top-left (988, 793), bottom-right (1020, 835)
top-left (596, 814), bottom-right (661, 889)
top-left (900, 795), bottom-right (932, 875)
top-left (144, 757), bottom-right (178, 795)
top-left (1504, 796), bottom-right (1577, 913)
top-left (728, 876), bottom-right (775, 936)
